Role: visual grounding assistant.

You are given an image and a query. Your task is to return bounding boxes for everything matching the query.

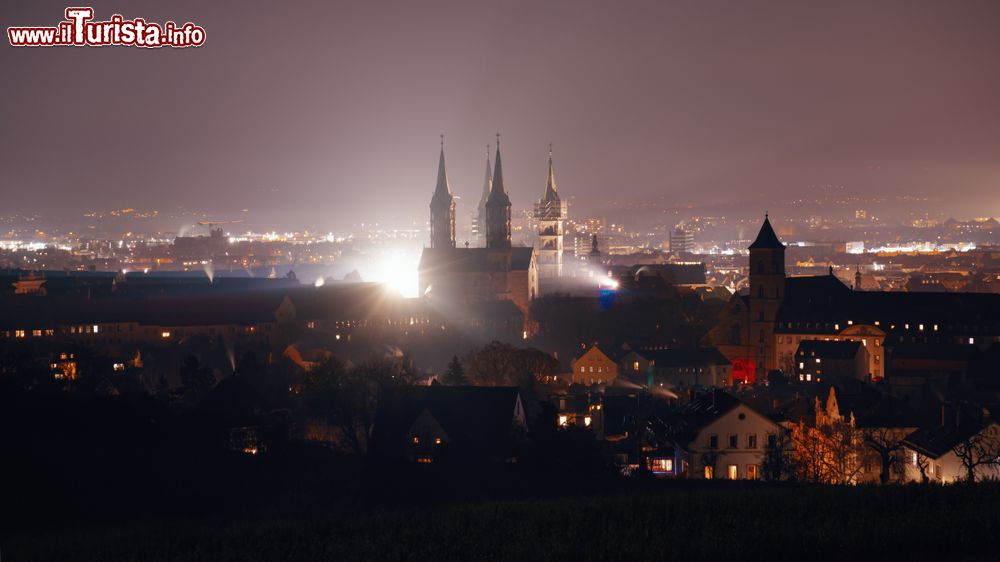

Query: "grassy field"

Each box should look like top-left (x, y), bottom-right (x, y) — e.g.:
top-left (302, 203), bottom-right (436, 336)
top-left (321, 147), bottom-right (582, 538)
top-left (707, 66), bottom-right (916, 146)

top-left (7, 481), bottom-right (999, 562)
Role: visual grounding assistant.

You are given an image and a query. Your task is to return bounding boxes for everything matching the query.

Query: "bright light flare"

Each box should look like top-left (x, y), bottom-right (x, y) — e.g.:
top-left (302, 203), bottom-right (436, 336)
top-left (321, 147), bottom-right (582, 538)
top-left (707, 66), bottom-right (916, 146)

top-left (364, 247), bottom-right (420, 298)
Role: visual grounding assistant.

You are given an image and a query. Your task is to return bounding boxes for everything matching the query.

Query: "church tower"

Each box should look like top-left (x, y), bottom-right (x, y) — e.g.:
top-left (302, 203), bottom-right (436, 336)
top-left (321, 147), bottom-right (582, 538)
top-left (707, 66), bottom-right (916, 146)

top-left (748, 214), bottom-right (786, 375)
top-left (473, 145), bottom-right (492, 247)
top-left (534, 144), bottom-right (567, 278)
top-left (485, 134), bottom-right (512, 249)
top-left (429, 135), bottom-right (456, 249)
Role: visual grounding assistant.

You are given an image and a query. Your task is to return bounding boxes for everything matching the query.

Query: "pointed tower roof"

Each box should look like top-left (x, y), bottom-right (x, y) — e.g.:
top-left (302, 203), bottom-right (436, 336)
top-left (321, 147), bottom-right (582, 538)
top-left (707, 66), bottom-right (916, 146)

top-left (478, 144), bottom-right (492, 210)
top-left (748, 214), bottom-right (784, 250)
top-left (431, 134), bottom-right (453, 207)
top-left (486, 133), bottom-right (511, 207)
top-left (541, 143), bottom-right (559, 203)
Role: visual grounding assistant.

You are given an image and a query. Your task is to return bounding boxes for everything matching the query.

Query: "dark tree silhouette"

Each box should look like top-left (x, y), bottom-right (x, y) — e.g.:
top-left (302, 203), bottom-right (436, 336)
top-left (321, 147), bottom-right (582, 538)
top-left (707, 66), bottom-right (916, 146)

top-left (441, 355), bottom-right (468, 386)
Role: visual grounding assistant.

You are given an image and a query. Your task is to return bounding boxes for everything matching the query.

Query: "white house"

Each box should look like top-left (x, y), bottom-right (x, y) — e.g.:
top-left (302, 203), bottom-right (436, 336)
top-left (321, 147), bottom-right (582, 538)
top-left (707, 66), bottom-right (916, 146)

top-left (901, 422), bottom-right (1000, 484)
top-left (680, 390), bottom-right (783, 480)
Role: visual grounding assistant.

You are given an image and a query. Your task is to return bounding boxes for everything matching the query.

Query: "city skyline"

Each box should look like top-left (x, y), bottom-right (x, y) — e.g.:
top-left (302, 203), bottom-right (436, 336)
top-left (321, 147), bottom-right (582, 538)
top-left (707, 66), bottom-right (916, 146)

top-left (3, 0), bottom-right (1000, 229)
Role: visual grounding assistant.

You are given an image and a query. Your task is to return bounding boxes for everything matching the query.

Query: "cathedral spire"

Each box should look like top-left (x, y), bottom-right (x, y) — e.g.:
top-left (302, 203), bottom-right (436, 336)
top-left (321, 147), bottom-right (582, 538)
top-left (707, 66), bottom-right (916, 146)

top-left (485, 133), bottom-right (512, 249)
top-left (479, 143), bottom-right (492, 208)
top-left (541, 142), bottom-right (559, 203)
top-left (429, 134), bottom-right (456, 249)
top-left (433, 133), bottom-right (451, 198)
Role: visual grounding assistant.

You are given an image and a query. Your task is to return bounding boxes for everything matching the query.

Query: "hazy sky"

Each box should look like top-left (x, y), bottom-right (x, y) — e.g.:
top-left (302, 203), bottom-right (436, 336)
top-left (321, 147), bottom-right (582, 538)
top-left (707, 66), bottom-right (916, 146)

top-left (2, 0), bottom-right (999, 229)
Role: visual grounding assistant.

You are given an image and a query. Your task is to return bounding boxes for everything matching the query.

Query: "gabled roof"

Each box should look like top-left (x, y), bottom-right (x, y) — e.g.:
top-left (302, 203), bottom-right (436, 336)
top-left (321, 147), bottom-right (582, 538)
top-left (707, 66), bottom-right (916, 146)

top-left (681, 390), bottom-right (742, 433)
top-left (902, 423), bottom-right (991, 459)
top-left (795, 340), bottom-right (863, 360)
top-left (372, 385), bottom-right (524, 457)
top-left (748, 215), bottom-right (784, 250)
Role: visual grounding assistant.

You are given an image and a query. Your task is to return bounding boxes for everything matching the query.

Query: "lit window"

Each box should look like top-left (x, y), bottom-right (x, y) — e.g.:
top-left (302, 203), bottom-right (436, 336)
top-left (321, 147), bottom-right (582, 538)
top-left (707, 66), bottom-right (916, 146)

top-left (728, 465), bottom-right (738, 480)
top-left (558, 415), bottom-right (568, 427)
top-left (161, 331), bottom-right (171, 338)
top-left (847, 320), bottom-right (853, 325)
top-left (704, 466), bottom-right (714, 479)
top-left (651, 458), bottom-right (673, 473)
top-left (411, 436), bottom-right (420, 445)
top-left (806, 374), bottom-right (812, 382)
top-left (15, 330), bottom-right (25, 338)
top-left (32, 330), bottom-right (42, 337)
top-left (633, 361), bottom-right (639, 370)
top-left (434, 437), bottom-right (442, 445)
top-left (416, 456), bottom-right (433, 464)
top-left (798, 362), bottom-right (804, 369)
top-left (584, 416), bottom-right (592, 427)
top-left (747, 465), bottom-right (758, 480)
top-left (969, 338), bottom-right (975, 344)
top-left (918, 324), bottom-right (924, 331)
top-left (93, 325), bottom-right (99, 333)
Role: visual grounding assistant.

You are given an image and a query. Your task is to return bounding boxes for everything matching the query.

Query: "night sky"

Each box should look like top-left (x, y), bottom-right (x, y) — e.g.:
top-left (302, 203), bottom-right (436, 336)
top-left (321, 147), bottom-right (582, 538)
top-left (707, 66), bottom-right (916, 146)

top-left (2, 0), bottom-right (999, 229)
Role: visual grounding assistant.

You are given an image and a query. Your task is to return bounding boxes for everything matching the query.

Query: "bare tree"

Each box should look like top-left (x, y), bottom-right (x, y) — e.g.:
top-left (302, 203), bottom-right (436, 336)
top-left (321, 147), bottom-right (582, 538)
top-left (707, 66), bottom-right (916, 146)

top-left (913, 452), bottom-right (931, 483)
top-left (761, 429), bottom-right (795, 481)
top-left (862, 427), bottom-right (909, 485)
top-left (952, 424), bottom-right (1000, 483)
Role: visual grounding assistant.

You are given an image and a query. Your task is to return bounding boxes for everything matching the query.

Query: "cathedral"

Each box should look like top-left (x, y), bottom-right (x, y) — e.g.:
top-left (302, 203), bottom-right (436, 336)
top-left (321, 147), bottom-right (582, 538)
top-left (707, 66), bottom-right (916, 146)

top-left (418, 136), bottom-right (539, 331)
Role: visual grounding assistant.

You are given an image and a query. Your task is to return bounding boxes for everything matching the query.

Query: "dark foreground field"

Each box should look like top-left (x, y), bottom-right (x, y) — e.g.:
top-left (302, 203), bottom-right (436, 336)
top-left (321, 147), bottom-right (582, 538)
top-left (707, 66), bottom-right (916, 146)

top-left (6, 479), bottom-right (1000, 562)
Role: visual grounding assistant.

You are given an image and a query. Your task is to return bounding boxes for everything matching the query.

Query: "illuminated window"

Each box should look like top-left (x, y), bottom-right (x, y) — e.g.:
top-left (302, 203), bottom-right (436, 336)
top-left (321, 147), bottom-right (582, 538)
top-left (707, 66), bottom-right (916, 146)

top-left (704, 466), bottom-right (714, 479)
top-left (161, 331), bottom-right (171, 338)
top-left (798, 362), bottom-right (804, 369)
top-left (651, 458), bottom-right (673, 473)
top-left (580, 366), bottom-right (585, 373)
top-left (806, 374), bottom-right (812, 382)
top-left (747, 465), bottom-right (758, 480)
top-left (633, 361), bottom-right (639, 370)
top-left (93, 325), bottom-right (100, 334)
top-left (969, 337), bottom-right (975, 344)
top-left (815, 358), bottom-right (821, 363)
top-left (307, 321), bottom-right (316, 329)
top-left (918, 324), bottom-right (924, 331)
top-left (32, 330), bottom-right (42, 337)
top-left (727, 464), bottom-right (738, 480)
top-left (434, 437), bottom-right (442, 445)
top-left (558, 415), bottom-right (568, 427)
top-left (584, 416), bottom-right (592, 427)
top-left (15, 330), bottom-right (25, 338)
top-left (411, 436), bottom-right (420, 445)
top-left (416, 456), bottom-right (433, 464)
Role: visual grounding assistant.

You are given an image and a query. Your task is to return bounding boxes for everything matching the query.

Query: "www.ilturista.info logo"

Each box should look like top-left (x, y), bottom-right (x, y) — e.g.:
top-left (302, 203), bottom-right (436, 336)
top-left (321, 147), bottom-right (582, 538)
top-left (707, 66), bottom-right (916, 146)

top-left (8, 7), bottom-right (205, 48)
